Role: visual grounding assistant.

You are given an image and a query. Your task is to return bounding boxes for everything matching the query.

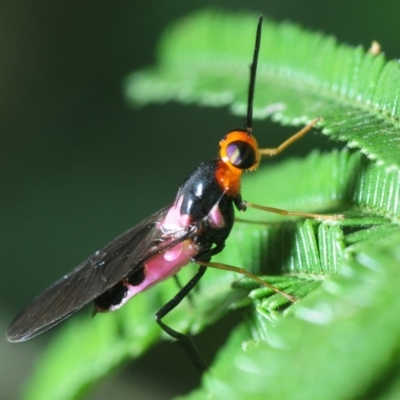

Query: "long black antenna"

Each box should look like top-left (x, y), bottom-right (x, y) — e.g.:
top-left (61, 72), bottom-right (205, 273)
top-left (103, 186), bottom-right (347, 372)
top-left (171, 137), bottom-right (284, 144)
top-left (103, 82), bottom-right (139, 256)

top-left (246, 15), bottom-right (263, 135)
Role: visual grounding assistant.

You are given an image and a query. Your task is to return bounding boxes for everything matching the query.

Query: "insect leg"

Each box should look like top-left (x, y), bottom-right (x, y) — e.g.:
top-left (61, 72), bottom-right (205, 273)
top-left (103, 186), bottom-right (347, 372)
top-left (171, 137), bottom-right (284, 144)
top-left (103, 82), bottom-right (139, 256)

top-left (235, 196), bottom-right (342, 221)
top-left (194, 259), bottom-right (295, 302)
top-left (173, 274), bottom-right (196, 307)
top-left (155, 265), bottom-right (208, 372)
top-left (259, 117), bottom-right (321, 156)
top-left (244, 201), bottom-right (344, 221)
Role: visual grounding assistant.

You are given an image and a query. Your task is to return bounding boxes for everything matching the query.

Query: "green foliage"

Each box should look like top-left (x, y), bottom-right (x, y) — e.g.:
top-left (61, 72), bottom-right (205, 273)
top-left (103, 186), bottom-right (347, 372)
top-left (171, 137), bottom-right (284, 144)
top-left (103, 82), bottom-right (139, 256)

top-left (181, 231), bottom-right (400, 400)
top-left (126, 9), bottom-right (400, 168)
top-left (23, 9), bottom-right (400, 400)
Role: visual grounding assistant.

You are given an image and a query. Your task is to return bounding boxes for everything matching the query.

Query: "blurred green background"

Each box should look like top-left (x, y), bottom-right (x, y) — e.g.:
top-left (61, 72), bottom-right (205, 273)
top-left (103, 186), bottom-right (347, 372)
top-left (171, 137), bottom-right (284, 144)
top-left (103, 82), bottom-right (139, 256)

top-left (1, 1), bottom-right (400, 399)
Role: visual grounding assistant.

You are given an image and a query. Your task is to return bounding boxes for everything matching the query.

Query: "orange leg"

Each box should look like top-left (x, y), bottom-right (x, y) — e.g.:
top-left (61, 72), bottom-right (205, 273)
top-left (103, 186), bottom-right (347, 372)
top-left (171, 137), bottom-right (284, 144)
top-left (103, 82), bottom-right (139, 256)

top-left (245, 202), bottom-right (344, 221)
top-left (194, 259), bottom-right (296, 303)
top-left (259, 117), bottom-right (321, 156)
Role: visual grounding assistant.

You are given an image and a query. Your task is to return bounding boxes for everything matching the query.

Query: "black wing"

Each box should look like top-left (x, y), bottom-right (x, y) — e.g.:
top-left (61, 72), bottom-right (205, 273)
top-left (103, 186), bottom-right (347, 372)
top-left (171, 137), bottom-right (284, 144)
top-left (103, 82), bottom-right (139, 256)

top-left (7, 205), bottom-right (194, 342)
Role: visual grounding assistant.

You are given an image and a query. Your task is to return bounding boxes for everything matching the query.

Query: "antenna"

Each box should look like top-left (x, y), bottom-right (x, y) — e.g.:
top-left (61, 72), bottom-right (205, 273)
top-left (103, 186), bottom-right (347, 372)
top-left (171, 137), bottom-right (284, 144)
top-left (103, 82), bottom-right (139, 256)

top-left (246, 15), bottom-right (263, 135)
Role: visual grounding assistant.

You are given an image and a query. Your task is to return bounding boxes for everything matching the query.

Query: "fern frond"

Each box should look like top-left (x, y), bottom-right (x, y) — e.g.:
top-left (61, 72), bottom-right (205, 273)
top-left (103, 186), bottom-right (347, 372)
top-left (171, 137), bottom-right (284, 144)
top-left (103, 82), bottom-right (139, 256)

top-left (126, 10), bottom-right (400, 168)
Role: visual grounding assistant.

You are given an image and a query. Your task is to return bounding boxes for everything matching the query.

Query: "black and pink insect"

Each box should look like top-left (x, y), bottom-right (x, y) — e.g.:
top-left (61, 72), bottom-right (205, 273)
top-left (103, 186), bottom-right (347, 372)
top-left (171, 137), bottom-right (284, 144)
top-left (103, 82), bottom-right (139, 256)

top-left (6, 16), bottom-right (327, 370)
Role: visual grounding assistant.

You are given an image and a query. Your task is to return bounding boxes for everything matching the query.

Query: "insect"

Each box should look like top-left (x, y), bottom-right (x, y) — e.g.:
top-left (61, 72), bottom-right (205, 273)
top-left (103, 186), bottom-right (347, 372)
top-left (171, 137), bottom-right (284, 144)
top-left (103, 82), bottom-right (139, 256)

top-left (7, 16), bottom-right (332, 371)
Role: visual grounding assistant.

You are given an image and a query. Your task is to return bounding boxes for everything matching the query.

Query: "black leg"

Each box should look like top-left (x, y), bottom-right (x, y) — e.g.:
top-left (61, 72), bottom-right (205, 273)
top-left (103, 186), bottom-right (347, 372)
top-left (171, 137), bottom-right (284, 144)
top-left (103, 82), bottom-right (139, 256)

top-left (155, 265), bottom-right (208, 372)
top-left (173, 274), bottom-right (195, 307)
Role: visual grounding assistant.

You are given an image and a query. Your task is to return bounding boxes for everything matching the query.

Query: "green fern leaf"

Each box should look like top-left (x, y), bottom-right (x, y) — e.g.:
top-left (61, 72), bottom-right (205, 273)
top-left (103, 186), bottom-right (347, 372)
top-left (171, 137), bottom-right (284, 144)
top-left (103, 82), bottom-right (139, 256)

top-left (126, 9), bottom-right (400, 168)
top-left (179, 232), bottom-right (400, 400)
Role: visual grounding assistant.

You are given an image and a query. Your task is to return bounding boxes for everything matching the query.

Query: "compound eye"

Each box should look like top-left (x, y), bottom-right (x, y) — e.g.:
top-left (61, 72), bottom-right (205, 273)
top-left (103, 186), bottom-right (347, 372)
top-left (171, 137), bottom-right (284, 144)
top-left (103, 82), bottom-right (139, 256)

top-left (219, 130), bottom-right (260, 171)
top-left (226, 140), bottom-right (257, 169)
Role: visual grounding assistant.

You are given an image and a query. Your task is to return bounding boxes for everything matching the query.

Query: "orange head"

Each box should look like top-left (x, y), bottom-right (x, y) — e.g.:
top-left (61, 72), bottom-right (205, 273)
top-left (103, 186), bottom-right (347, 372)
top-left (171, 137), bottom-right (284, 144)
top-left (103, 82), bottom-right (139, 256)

top-left (215, 130), bottom-right (260, 197)
top-left (219, 129), bottom-right (260, 172)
